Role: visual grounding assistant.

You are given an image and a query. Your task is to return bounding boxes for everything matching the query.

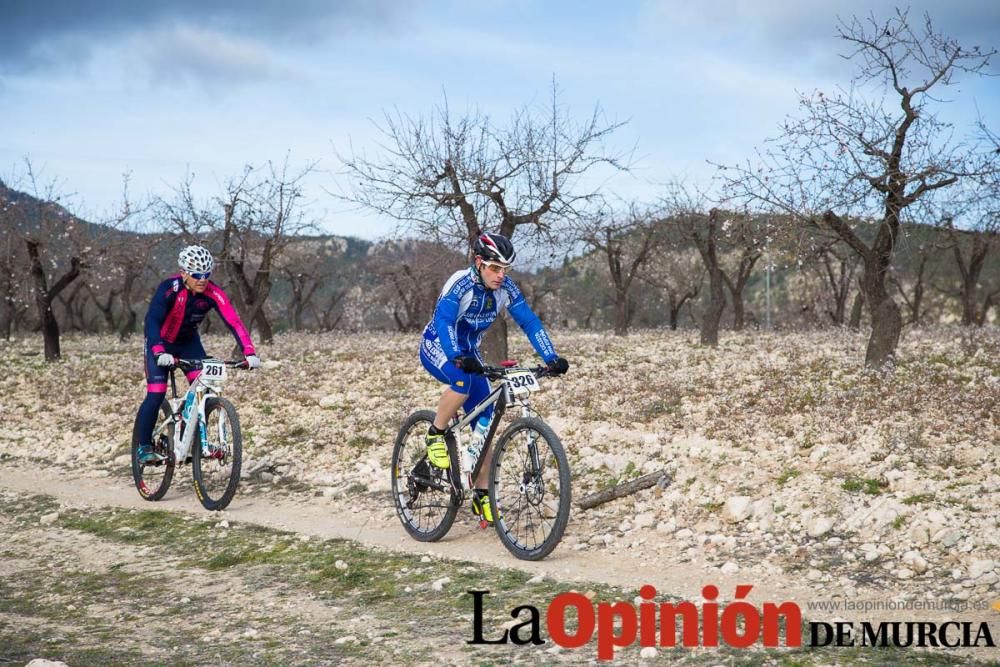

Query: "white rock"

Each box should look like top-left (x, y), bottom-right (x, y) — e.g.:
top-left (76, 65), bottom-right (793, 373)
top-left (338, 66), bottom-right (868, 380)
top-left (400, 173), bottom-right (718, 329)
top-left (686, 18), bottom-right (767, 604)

top-left (968, 559), bottom-right (995, 579)
top-left (752, 498), bottom-right (773, 518)
top-left (634, 512), bottom-right (656, 529)
top-left (909, 525), bottom-right (930, 544)
top-left (675, 528), bottom-right (694, 540)
top-left (318, 395), bottom-right (339, 408)
top-left (720, 562), bottom-right (740, 575)
top-left (26, 661), bottom-right (69, 667)
top-left (527, 574), bottom-right (545, 584)
top-left (807, 517), bottom-right (834, 538)
top-left (335, 560), bottom-right (348, 570)
top-left (334, 636), bottom-right (357, 645)
top-left (431, 577), bottom-right (451, 591)
top-left (243, 628), bottom-right (259, 638)
top-left (217, 520), bottom-right (230, 529)
top-left (723, 496), bottom-right (753, 523)
top-left (901, 551), bottom-right (928, 574)
top-left (39, 512), bottom-right (60, 525)
top-left (640, 646), bottom-right (658, 659)
top-left (896, 568), bottom-right (914, 580)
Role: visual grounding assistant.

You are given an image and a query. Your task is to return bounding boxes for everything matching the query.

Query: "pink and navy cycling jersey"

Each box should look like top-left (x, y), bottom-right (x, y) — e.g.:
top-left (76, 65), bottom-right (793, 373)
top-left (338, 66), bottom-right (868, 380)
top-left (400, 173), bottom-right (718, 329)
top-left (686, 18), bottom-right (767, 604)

top-left (144, 275), bottom-right (255, 356)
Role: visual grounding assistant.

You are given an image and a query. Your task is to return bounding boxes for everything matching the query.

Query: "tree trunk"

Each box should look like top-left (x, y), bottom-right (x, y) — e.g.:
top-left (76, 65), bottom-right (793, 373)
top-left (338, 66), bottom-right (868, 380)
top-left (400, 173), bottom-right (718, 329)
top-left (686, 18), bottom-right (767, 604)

top-left (254, 307), bottom-right (274, 343)
top-left (613, 290), bottom-right (630, 336)
top-left (848, 286), bottom-right (865, 331)
top-left (977, 289), bottom-right (999, 327)
top-left (695, 210), bottom-right (726, 347)
top-left (700, 268), bottom-right (725, 346)
top-left (731, 294), bottom-right (745, 331)
top-left (861, 262), bottom-right (902, 369)
top-left (118, 310), bottom-right (137, 341)
top-left (479, 317), bottom-right (508, 364)
top-left (26, 240), bottom-right (81, 362)
top-left (668, 293), bottom-right (682, 331)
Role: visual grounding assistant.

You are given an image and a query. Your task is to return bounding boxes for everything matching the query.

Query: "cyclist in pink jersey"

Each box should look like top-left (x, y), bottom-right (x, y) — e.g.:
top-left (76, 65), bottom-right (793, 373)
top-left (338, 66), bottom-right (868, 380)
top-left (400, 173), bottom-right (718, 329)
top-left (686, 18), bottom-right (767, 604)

top-left (134, 245), bottom-right (260, 464)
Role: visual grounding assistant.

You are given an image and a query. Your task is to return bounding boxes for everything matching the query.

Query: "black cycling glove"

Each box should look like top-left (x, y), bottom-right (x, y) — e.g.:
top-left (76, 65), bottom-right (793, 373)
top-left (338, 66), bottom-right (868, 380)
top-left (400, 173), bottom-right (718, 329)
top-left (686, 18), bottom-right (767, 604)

top-left (454, 355), bottom-right (484, 374)
top-left (547, 356), bottom-right (570, 375)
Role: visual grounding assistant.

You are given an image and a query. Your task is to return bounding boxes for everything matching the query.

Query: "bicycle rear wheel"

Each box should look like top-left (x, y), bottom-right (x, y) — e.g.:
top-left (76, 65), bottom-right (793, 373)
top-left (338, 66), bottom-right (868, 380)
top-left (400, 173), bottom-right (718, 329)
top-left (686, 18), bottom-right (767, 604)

top-left (489, 417), bottom-right (571, 561)
top-left (130, 400), bottom-right (175, 501)
top-left (192, 397), bottom-right (242, 511)
top-left (391, 410), bottom-right (459, 542)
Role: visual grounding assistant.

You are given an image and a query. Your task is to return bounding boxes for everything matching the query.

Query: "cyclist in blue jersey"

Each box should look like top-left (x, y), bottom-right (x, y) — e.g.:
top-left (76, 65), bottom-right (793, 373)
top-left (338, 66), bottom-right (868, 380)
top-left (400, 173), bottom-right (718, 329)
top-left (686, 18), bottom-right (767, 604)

top-left (419, 232), bottom-right (569, 522)
top-left (134, 245), bottom-right (260, 464)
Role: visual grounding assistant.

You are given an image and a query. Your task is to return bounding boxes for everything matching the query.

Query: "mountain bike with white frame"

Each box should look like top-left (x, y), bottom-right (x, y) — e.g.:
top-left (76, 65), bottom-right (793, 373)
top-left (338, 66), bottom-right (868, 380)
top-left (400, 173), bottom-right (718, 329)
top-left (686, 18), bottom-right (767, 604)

top-left (130, 358), bottom-right (246, 511)
top-left (391, 361), bottom-right (571, 561)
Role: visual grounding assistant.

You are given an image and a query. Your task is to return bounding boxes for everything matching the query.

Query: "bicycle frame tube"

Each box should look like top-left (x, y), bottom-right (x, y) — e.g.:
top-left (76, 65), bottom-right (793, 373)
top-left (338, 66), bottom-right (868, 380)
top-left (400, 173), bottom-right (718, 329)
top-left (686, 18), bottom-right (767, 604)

top-left (173, 377), bottom-right (217, 463)
top-left (446, 369), bottom-right (539, 490)
top-left (469, 390), bottom-right (508, 484)
top-left (451, 384), bottom-right (504, 432)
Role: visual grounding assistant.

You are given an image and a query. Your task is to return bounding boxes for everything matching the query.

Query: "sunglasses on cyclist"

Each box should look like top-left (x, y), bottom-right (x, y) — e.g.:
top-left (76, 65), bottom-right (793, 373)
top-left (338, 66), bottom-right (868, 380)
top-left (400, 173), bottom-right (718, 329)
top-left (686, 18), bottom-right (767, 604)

top-left (187, 271), bottom-right (212, 280)
top-left (480, 261), bottom-right (511, 274)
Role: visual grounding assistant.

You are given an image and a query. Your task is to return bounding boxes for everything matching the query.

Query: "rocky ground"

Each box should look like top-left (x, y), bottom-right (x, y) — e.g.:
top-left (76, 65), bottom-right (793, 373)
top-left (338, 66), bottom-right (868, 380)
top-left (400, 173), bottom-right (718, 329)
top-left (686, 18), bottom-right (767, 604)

top-left (0, 326), bottom-right (998, 664)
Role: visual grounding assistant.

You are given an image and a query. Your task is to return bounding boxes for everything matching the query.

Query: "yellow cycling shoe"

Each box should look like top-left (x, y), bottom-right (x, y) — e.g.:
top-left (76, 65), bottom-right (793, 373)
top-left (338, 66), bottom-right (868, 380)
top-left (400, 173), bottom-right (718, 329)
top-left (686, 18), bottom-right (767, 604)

top-left (426, 432), bottom-right (450, 469)
top-left (472, 491), bottom-right (494, 525)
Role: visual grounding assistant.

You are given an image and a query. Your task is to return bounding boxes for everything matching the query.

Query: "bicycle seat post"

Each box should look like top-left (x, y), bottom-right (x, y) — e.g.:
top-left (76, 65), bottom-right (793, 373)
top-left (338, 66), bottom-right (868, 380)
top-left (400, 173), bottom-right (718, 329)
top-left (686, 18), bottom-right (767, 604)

top-left (169, 367), bottom-right (178, 399)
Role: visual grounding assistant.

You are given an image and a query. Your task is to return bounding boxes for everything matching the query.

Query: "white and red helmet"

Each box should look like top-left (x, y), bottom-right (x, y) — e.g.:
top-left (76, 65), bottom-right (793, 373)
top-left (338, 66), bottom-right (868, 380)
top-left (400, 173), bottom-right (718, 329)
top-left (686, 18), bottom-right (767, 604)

top-left (473, 232), bottom-right (515, 265)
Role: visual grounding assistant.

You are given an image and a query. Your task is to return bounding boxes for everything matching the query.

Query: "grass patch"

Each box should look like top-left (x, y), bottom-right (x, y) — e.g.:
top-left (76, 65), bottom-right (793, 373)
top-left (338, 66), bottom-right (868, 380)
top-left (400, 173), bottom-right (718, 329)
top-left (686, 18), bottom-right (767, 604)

top-left (842, 475), bottom-right (886, 495)
top-left (902, 493), bottom-right (935, 505)
top-left (776, 467), bottom-right (801, 487)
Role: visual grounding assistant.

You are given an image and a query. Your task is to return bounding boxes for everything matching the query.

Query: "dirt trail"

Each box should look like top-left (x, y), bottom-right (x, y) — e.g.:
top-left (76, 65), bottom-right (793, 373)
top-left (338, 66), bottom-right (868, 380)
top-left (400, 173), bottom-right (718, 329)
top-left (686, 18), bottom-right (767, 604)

top-left (3, 461), bottom-right (998, 663)
top-left (0, 462), bottom-right (809, 605)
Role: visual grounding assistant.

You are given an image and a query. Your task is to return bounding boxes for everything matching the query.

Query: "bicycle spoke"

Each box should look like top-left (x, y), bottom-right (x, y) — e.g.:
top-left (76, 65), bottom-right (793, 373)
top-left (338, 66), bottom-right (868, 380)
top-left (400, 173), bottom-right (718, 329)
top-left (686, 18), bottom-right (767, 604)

top-left (492, 418), bottom-right (571, 560)
top-left (391, 412), bottom-right (458, 541)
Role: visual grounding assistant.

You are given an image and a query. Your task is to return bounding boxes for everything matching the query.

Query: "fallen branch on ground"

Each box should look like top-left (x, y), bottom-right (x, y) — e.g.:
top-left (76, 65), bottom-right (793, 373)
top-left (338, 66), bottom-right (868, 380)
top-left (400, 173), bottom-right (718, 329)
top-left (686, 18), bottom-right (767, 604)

top-left (576, 470), bottom-right (672, 511)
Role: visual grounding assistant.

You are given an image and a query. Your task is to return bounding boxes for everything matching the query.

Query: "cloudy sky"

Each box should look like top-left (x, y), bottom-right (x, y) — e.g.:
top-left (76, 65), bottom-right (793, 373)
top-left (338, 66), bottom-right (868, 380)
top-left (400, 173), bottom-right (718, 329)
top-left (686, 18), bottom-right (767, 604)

top-left (2, 1), bottom-right (998, 239)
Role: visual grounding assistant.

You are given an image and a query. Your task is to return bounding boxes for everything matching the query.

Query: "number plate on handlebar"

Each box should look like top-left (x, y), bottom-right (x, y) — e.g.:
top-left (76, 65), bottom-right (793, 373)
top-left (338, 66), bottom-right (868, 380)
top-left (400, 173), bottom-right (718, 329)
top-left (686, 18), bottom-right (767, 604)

top-left (201, 359), bottom-right (226, 384)
top-left (506, 370), bottom-right (540, 395)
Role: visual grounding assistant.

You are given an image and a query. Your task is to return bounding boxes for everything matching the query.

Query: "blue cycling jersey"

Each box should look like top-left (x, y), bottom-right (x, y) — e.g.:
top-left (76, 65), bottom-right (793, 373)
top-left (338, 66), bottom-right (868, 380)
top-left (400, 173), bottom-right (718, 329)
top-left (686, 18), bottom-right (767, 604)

top-left (421, 266), bottom-right (557, 364)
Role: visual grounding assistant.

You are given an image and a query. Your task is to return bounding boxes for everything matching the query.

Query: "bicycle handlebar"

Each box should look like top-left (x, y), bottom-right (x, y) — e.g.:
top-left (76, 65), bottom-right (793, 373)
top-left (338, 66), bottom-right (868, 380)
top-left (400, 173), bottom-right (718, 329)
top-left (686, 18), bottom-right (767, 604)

top-left (173, 358), bottom-right (250, 371)
top-left (479, 364), bottom-right (556, 380)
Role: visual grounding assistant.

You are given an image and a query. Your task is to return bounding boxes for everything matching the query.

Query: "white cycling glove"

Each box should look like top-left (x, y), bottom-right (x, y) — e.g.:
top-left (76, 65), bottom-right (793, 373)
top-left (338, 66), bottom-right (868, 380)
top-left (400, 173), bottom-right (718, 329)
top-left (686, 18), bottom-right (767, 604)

top-left (155, 353), bottom-right (175, 367)
top-left (245, 354), bottom-right (261, 370)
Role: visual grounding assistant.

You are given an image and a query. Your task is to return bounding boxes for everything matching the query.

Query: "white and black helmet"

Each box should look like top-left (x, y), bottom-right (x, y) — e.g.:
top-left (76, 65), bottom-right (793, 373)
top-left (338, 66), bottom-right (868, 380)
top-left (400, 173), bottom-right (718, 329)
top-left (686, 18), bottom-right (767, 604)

top-left (178, 245), bottom-right (214, 275)
top-left (473, 232), bottom-right (515, 265)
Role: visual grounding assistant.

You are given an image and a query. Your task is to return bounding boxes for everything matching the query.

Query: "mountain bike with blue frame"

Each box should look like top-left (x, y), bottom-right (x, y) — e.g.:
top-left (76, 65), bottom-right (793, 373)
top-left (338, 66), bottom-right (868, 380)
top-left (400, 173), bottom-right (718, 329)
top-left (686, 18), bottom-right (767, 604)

top-left (391, 361), bottom-right (571, 561)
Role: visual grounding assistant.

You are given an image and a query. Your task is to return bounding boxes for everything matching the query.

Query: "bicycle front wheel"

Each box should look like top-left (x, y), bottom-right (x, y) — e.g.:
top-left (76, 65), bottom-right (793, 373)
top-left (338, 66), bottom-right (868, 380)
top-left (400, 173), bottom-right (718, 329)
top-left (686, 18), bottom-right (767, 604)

top-left (192, 397), bottom-right (242, 511)
top-left (131, 400), bottom-right (175, 501)
top-left (489, 417), bottom-right (571, 561)
top-left (391, 410), bottom-right (459, 542)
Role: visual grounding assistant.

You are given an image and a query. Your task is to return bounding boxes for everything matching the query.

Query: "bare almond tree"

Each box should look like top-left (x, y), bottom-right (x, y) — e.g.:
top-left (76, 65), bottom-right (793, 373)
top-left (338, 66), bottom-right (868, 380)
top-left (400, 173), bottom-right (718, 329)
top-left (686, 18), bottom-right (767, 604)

top-left (575, 204), bottom-right (665, 336)
top-left (640, 246), bottom-right (703, 330)
top-left (160, 157), bottom-right (318, 344)
top-left (720, 10), bottom-right (997, 368)
top-left (336, 80), bottom-right (631, 358)
top-left (4, 163), bottom-right (86, 360)
top-left (369, 240), bottom-right (466, 332)
top-left (809, 237), bottom-right (863, 326)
